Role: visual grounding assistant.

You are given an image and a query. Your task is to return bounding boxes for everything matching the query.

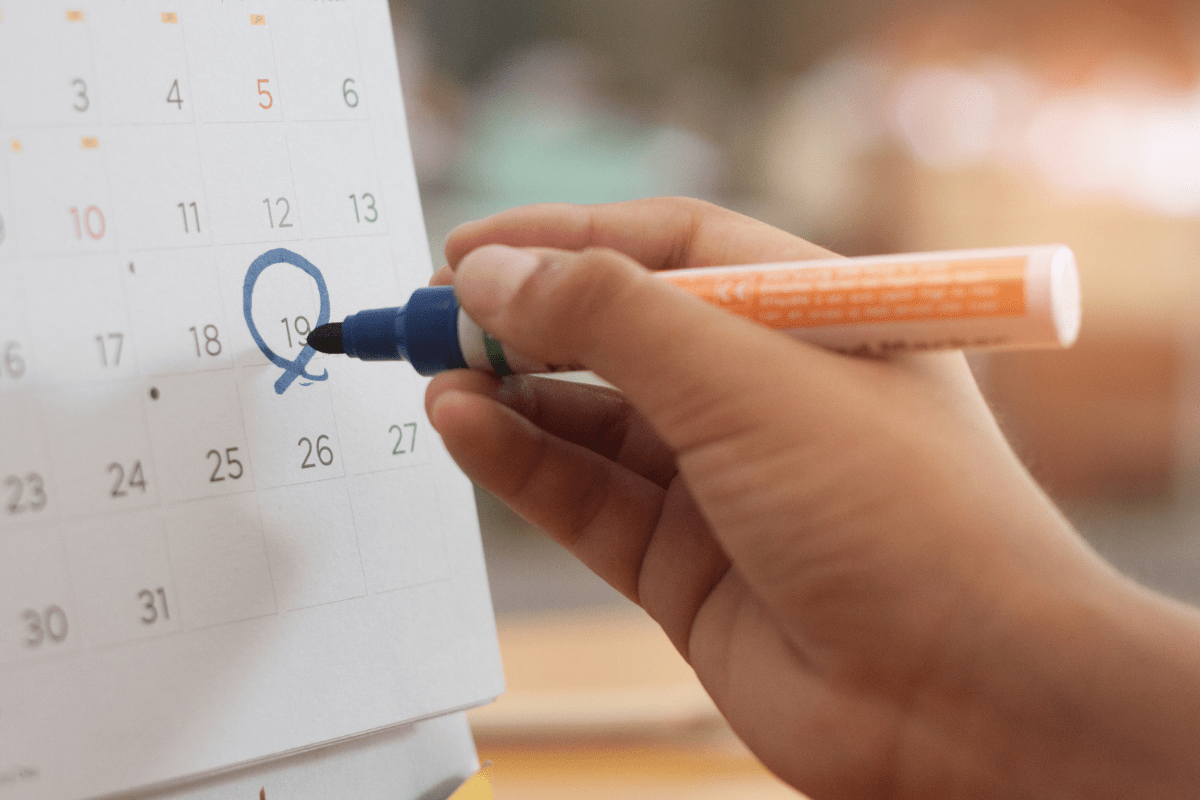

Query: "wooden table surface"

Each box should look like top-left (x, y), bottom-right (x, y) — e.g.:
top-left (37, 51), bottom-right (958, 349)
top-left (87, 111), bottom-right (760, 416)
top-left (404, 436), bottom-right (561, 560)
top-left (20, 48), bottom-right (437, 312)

top-left (468, 610), bottom-right (806, 800)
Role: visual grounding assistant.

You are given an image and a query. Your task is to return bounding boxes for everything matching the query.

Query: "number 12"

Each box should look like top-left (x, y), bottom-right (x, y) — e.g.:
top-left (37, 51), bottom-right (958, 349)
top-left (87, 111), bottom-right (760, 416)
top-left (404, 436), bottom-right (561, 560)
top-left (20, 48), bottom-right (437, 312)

top-left (262, 197), bottom-right (293, 228)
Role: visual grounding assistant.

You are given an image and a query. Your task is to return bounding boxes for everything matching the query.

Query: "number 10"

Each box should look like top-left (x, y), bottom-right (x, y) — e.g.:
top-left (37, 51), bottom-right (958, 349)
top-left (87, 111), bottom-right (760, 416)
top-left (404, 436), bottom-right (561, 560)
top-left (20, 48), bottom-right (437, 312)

top-left (70, 206), bottom-right (105, 240)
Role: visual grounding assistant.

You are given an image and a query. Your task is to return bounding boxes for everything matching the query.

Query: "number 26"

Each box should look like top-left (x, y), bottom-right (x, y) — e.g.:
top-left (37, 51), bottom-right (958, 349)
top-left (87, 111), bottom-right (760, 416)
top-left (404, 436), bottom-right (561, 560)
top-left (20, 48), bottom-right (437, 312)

top-left (298, 435), bottom-right (334, 469)
top-left (257, 78), bottom-right (273, 109)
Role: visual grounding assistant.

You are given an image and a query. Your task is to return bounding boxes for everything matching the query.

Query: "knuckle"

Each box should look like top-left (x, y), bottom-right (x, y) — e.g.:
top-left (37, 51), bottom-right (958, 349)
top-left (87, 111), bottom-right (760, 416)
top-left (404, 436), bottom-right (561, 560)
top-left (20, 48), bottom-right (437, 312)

top-left (528, 246), bottom-right (643, 336)
top-left (659, 195), bottom-right (717, 212)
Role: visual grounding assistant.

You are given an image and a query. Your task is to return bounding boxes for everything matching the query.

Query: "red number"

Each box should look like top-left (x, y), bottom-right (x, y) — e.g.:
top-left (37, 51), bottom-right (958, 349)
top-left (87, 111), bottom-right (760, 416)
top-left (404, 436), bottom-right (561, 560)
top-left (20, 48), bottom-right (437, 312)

top-left (69, 206), bottom-right (105, 240)
top-left (257, 78), bottom-right (273, 109)
top-left (86, 206), bottom-right (105, 239)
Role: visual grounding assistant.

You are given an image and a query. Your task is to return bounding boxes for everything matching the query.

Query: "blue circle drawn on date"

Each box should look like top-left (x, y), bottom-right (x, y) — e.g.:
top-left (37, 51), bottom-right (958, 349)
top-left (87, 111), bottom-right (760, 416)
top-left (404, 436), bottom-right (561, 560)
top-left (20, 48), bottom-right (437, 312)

top-left (243, 248), bottom-right (331, 395)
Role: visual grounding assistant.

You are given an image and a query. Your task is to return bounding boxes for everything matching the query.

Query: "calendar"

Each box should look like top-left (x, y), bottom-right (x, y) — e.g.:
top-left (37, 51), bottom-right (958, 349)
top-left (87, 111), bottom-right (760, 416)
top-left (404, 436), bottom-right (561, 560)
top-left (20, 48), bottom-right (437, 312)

top-left (0, 3), bottom-right (504, 800)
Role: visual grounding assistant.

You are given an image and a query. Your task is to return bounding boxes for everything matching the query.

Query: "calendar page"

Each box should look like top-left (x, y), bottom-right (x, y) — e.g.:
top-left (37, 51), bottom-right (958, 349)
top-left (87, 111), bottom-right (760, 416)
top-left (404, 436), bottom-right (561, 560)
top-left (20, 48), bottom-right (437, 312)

top-left (0, 3), bottom-right (504, 800)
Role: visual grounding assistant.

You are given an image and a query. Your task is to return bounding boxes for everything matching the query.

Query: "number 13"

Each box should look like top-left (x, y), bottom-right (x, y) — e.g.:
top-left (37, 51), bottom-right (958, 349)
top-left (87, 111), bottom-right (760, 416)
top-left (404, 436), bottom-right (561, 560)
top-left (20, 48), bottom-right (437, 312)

top-left (349, 193), bottom-right (377, 223)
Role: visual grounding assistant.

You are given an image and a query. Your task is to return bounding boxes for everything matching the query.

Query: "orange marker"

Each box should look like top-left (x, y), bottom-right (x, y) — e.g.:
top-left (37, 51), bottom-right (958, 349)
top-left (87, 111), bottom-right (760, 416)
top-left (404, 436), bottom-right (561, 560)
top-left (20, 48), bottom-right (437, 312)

top-left (662, 245), bottom-right (1080, 356)
top-left (310, 245), bottom-right (1080, 376)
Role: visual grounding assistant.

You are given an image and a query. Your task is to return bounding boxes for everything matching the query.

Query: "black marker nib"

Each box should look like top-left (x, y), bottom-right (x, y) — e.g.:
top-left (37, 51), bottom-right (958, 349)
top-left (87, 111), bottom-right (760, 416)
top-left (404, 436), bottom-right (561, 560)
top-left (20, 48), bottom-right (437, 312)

top-left (308, 322), bottom-right (345, 355)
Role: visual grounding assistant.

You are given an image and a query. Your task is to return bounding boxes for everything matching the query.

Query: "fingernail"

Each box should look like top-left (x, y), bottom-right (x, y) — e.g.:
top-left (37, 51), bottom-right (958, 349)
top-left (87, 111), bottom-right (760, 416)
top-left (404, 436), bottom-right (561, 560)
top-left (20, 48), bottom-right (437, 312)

top-left (428, 264), bottom-right (455, 287)
top-left (456, 244), bottom-right (541, 317)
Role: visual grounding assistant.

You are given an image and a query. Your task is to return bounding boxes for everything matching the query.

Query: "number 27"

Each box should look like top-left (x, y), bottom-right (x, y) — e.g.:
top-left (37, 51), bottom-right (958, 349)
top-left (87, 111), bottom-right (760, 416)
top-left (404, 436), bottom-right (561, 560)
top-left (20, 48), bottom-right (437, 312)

top-left (390, 423), bottom-right (417, 455)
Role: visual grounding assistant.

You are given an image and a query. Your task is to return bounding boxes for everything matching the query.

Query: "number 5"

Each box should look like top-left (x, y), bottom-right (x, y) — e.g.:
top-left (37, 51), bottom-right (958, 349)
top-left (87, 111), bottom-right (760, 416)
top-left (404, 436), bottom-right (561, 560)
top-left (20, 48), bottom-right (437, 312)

top-left (257, 79), bottom-right (273, 109)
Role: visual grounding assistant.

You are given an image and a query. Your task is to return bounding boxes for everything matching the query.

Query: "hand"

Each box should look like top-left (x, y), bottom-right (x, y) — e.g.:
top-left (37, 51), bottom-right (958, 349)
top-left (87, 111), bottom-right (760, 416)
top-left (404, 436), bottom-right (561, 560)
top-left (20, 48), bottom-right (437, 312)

top-left (426, 198), bottom-right (1200, 799)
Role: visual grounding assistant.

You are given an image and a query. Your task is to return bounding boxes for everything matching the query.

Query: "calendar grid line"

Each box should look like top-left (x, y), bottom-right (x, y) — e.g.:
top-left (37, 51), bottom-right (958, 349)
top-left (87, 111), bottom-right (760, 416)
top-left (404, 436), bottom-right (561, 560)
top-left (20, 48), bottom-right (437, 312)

top-left (304, 231), bottom-right (392, 242)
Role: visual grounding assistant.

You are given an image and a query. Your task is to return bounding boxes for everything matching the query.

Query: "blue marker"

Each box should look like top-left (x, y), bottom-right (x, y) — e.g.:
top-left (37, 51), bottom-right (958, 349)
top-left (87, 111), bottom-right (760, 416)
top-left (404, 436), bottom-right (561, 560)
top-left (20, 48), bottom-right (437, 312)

top-left (308, 245), bottom-right (1082, 376)
top-left (307, 286), bottom-right (556, 377)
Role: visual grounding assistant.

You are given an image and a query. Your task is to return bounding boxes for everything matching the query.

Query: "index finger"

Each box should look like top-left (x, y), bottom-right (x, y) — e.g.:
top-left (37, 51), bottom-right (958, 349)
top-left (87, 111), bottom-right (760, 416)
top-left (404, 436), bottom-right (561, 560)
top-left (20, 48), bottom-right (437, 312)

top-left (444, 197), bottom-right (837, 273)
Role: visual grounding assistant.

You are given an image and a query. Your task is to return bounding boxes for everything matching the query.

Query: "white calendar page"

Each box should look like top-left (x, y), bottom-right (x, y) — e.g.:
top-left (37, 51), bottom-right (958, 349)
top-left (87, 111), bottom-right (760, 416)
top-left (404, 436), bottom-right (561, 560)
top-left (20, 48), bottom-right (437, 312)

top-left (0, 3), bottom-right (504, 799)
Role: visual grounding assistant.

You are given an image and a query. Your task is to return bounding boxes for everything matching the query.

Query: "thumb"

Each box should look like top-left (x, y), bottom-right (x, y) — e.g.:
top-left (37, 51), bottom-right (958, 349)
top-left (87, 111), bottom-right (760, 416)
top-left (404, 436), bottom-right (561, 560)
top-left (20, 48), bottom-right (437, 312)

top-left (453, 243), bottom-right (846, 462)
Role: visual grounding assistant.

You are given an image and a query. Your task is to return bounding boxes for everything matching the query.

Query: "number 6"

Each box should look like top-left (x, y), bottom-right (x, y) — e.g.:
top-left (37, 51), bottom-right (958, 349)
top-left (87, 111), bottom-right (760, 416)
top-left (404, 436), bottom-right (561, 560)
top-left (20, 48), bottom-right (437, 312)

top-left (316, 435), bottom-right (334, 466)
top-left (257, 78), bottom-right (273, 109)
top-left (3, 342), bottom-right (25, 379)
top-left (342, 78), bottom-right (359, 108)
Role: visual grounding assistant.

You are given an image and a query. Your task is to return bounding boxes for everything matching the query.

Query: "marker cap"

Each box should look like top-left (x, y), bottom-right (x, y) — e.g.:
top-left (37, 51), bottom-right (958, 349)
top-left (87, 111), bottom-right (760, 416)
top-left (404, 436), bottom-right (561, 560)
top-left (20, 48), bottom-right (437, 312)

top-left (341, 287), bottom-right (468, 375)
top-left (342, 307), bottom-right (405, 361)
top-left (401, 287), bottom-right (469, 376)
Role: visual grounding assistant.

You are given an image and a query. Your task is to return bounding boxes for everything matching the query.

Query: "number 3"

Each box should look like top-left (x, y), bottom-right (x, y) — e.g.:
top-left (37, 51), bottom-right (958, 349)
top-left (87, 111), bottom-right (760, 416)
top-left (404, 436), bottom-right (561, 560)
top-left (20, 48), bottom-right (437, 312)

top-left (257, 78), bottom-right (273, 109)
top-left (72, 78), bottom-right (89, 112)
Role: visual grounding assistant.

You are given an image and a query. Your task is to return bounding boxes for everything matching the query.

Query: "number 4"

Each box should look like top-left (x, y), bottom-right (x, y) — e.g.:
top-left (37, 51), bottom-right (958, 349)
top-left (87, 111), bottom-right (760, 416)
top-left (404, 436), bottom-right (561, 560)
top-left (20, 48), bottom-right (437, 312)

top-left (167, 79), bottom-right (183, 109)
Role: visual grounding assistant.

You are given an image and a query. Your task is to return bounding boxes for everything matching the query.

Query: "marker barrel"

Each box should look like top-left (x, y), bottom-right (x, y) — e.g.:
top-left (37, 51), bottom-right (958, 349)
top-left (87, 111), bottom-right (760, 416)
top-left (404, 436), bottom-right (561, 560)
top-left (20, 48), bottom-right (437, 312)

top-left (663, 244), bottom-right (1079, 355)
top-left (456, 244), bottom-right (1081, 375)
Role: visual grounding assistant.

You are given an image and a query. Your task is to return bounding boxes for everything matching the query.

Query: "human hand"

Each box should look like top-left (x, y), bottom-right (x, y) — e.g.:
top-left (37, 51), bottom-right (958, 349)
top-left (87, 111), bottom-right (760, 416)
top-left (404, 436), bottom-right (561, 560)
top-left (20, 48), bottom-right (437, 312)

top-left (426, 198), bottom-right (1200, 799)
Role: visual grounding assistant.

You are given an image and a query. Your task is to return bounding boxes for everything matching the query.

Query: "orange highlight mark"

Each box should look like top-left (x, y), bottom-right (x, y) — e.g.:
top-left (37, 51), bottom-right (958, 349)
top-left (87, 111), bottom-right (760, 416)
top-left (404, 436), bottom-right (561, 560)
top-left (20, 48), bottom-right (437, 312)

top-left (81, 137), bottom-right (99, 149)
top-left (250, 14), bottom-right (266, 25)
top-left (161, 12), bottom-right (178, 24)
top-left (10, 140), bottom-right (21, 153)
top-left (66, 9), bottom-right (84, 21)
top-left (665, 257), bottom-right (1028, 330)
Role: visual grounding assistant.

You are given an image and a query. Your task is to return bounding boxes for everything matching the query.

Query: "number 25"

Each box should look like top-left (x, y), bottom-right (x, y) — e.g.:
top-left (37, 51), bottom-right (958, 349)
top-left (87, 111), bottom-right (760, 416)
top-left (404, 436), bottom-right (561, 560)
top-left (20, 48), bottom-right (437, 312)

top-left (257, 79), bottom-right (273, 109)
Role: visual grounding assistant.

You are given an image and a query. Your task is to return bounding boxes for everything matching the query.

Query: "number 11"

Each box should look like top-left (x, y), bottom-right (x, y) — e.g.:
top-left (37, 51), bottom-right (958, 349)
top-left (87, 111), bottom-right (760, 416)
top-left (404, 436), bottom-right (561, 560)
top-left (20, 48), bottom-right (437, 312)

top-left (178, 202), bottom-right (200, 233)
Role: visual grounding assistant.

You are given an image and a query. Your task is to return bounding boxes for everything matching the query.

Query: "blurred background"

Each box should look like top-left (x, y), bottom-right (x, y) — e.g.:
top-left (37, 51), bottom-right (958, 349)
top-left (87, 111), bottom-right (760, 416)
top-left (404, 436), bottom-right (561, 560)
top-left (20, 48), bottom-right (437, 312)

top-left (384, 1), bottom-right (1200, 796)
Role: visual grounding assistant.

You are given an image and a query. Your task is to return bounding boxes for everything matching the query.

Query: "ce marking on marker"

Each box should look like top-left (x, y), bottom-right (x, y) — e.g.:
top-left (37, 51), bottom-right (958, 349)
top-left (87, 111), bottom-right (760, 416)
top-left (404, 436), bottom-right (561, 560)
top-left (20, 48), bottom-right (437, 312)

top-left (244, 248), bottom-right (331, 395)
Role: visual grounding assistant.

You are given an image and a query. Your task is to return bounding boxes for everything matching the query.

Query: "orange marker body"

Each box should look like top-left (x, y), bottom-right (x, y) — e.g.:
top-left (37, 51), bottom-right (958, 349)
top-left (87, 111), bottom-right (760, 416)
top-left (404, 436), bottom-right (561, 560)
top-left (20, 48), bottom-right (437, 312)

top-left (661, 245), bottom-right (1079, 355)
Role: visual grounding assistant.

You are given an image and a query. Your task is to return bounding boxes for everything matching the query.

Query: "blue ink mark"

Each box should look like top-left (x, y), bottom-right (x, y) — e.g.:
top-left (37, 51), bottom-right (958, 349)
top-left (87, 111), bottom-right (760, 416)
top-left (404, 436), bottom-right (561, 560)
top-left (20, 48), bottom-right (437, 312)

top-left (244, 248), bottom-right (331, 395)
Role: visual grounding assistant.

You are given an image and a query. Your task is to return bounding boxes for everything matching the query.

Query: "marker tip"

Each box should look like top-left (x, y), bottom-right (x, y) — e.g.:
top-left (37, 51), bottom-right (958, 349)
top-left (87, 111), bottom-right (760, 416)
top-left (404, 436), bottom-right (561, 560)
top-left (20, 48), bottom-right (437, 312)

top-left (308, 322), bottom-right (345, 355)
